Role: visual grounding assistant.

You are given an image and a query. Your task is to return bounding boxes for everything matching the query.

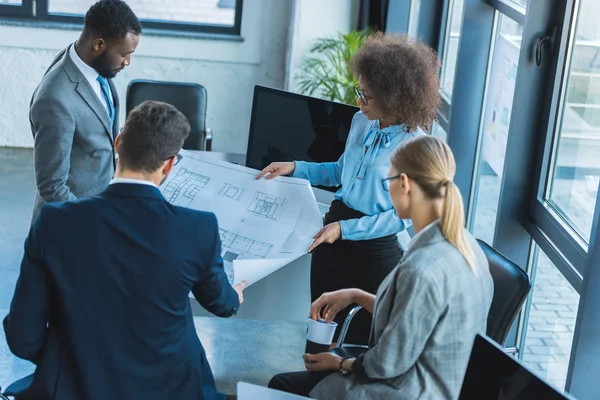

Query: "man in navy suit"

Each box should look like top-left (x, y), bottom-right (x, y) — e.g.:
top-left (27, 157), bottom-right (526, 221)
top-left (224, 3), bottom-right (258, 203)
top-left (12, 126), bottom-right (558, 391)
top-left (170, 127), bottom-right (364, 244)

top-left (4, 101), bottom-right (246, 399)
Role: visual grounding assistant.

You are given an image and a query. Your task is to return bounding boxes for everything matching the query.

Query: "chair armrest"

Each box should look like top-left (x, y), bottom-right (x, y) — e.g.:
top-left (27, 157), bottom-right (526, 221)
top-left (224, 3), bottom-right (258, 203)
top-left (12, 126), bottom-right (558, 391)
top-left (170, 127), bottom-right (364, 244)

top-left (204, 127), bottom-right (213, 151)
top-left (336, 305), bottom-right (363, 348)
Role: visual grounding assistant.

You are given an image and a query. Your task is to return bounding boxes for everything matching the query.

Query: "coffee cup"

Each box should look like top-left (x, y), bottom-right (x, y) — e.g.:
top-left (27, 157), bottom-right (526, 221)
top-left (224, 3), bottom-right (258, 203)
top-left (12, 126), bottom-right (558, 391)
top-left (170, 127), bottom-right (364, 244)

top-left (305, 318), bottom-right (338, 354)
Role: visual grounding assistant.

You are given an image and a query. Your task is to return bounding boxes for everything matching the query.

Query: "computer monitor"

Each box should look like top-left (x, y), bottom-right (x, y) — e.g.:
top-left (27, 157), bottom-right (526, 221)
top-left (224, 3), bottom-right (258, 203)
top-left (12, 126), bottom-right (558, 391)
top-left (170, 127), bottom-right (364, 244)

top-left (246, 85), bottom-right (359, 192)
top-left (459, 334), bottom-right (574, 400)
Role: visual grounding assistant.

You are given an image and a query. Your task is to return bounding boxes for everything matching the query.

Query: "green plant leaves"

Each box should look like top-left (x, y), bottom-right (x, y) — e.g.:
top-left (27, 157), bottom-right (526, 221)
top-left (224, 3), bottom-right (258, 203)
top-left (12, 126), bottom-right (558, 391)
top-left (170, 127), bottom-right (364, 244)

top-left (296, 29), bottom-right (370, 105)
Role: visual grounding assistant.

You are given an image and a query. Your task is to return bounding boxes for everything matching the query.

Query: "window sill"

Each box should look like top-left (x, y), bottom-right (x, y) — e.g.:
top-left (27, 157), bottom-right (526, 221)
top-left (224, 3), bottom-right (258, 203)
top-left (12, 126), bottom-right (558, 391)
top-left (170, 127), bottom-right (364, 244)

top-left (0, 18), bottom-right (244, 42)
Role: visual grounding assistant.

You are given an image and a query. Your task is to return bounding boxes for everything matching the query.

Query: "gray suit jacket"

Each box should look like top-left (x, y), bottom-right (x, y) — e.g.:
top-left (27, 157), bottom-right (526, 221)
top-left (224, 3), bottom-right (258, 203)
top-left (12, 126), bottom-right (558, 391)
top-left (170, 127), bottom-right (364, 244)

top-left (30, 45), bottom-right (120, 221)
top-left (310, 221), bottom-right (494, 400)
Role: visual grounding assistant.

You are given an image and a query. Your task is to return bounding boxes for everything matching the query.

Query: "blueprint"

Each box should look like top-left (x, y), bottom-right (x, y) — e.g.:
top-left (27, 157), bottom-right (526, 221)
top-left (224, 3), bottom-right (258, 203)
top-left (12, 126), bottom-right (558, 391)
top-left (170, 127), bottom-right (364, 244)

top-left (160, 150), bottom-right (322, 284)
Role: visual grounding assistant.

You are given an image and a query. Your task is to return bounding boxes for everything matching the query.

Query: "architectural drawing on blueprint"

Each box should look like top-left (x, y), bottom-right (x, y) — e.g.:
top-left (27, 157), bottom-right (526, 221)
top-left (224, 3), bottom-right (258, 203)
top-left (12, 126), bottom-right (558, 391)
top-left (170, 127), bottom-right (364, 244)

top-left (219, 183), bottom-right (245, 201)
top-left (219, 228), bottom-right (273, 262)
top-left (246, 192), bottom-right (286, 220)
top-left (162, 168), bottom-right (210, 207)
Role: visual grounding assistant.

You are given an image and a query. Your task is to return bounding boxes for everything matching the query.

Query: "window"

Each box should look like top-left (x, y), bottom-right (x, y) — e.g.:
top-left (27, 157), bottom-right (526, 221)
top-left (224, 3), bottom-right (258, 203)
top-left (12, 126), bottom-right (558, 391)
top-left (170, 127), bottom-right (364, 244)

top-left (440, 0), bottom-right (465, 98)
top-left (470, 14), bottom-right (523, 242)
top-left (512, 0), bottom-right (528, 7)
top-left (0, 0), bottom-right (243, 36)
top-left (544, 0), bottom-right (600, 243)
top-left (522, 246), bottom-right (579, 391)
top-left (431, 121), bottom-right (448, 142)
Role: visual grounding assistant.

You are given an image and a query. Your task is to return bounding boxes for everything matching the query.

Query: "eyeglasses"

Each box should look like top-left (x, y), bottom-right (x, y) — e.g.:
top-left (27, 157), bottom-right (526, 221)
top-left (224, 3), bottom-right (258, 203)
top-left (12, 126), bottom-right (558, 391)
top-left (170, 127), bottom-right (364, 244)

top-left (381, 175), bottom-right (401, 191)
top-left (353, 84), bottom-right (370, 106)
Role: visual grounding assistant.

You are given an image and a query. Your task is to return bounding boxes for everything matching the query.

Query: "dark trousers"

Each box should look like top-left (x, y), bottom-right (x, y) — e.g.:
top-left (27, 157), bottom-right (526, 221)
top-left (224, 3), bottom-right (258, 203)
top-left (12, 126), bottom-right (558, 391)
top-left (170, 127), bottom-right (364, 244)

top-left (268, 371), bottom-right (333, 397)
top-left (311, 200), bottom-right (403, 345)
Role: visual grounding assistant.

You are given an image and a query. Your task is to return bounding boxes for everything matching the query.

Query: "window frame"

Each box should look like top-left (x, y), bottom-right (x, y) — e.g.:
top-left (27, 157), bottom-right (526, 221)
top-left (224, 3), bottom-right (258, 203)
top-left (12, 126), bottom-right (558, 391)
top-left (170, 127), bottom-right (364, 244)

top-left (409, 0), bottom-right (600, 393)
top-left (527, 0), bottom-right (590, 282)
top-left (0, 0), bottom-right (244, 37)
top-left (0, 0), bottom-right (34, 17)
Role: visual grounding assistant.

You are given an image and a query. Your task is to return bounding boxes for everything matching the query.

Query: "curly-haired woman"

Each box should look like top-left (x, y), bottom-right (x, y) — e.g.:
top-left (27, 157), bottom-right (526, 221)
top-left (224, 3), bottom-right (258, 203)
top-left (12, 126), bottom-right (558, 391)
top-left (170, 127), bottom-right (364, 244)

top-left (257, 33), bottom-right (441, 345)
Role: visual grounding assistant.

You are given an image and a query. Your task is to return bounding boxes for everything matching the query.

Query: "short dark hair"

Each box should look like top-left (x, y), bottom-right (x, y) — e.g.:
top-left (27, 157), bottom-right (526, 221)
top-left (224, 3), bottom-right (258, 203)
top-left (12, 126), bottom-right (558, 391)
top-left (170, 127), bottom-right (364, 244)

top-left (83, 0), bottom-right (141, 41)
top-left (351, 33), bottom-right (441, 132)
top-left (118, 101), bottom-right (190, 173)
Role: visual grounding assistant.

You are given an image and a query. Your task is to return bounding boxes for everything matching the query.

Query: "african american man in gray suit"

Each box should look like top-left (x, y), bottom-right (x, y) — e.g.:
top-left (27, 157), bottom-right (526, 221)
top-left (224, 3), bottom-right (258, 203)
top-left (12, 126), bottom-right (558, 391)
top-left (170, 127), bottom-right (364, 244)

top-left (29, 0), bottom-right (141, 221)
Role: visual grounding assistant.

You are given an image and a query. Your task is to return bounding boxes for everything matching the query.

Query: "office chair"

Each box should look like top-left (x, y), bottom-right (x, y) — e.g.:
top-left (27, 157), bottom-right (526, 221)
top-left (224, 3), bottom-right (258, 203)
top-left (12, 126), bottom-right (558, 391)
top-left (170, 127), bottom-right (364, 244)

top-left (331, 239), bottom-right (532, 358)
top-left (1, 374), bottom-right (33, 399)
top-left (126, 79), bottom-right (212, 151)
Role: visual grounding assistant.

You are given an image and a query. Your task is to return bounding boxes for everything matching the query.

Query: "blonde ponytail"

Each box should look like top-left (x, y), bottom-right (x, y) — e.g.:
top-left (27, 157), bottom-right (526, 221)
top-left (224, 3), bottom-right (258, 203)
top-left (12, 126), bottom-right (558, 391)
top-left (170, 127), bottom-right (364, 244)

top-left (441, 181), bottom-right (476, 272)
top-left (390, 135), bottom-right (477, 273)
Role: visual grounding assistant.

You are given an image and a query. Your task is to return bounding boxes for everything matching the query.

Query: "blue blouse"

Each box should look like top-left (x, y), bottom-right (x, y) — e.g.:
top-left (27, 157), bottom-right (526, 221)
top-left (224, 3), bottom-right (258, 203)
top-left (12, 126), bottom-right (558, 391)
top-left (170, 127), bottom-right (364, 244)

top-left (293, 111), bottom-right (423, 241)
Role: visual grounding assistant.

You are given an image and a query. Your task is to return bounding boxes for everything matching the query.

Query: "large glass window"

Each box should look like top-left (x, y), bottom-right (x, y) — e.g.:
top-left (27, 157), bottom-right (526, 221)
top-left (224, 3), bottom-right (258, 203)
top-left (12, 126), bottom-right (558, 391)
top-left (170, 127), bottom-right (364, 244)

top-left (440, 0), bottom-right (465, 97)
top-left (0, 0), bottom-right (242, 35)
top-left (522, 246), bottom-right (579, 391)
top-left (470, 14), bottom-right (523, 242)
top-left (545, 0), bottom-right (600, 243)
top-left (431, 121), bottom-right (448, 142)
top-left (48, 0), bottom-right (237, 26)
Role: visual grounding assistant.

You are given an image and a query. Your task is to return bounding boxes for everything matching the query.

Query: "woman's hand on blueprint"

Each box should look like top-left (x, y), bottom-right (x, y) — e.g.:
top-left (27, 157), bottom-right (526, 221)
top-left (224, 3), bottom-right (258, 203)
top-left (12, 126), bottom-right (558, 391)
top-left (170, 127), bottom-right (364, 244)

top-left (307, 222), bottom-right (341, 253)
top-left (256, 162), bottom-right (295, 180)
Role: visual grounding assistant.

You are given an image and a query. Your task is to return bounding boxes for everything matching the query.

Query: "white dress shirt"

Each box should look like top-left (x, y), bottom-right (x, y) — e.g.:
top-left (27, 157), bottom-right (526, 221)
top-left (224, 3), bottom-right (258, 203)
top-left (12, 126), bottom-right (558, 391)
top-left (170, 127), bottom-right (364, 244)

top-left (68, 42), bottom-right (113, 118)
top-left (109, 177), bottom-right (158, 188)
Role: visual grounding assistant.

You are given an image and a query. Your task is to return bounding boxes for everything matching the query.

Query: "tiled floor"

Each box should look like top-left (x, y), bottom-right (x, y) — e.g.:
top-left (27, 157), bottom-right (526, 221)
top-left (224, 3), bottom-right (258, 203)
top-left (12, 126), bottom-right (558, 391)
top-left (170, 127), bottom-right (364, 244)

top-left (0, 148), bottom-right (38, 392)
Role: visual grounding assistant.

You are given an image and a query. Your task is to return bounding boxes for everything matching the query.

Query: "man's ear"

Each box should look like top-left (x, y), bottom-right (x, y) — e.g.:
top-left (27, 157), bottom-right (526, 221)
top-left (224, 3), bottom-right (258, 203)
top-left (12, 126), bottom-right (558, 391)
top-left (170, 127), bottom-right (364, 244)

top-left (162, 156), bottom-right (177, 176)
top-left (114, 133), bottom-right (122, 154)
top-left (92, 38), bottom-right (106, 52)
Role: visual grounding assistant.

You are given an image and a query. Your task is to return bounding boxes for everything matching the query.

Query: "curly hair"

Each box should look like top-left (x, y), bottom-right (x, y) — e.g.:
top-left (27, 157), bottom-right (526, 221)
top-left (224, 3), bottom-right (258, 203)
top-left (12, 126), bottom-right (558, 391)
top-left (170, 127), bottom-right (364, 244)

top-left (83, 0), bottom-right (142, 40)
top-left (351, 33), bottom-right (441, 132)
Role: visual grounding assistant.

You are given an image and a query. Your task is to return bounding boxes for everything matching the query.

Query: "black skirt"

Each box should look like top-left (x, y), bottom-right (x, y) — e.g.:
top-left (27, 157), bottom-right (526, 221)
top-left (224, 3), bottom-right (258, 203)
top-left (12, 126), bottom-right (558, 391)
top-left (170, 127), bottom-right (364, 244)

top-left (310, 200), bottom-right (403, 345)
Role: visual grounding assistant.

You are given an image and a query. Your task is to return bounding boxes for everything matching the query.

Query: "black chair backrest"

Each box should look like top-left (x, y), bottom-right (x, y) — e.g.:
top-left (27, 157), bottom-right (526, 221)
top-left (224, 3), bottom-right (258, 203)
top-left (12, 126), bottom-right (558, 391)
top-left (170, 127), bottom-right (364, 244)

top-left (126, 80), bottom-right (208, 150)
top-left (477, 239), bottom-right (532, 345)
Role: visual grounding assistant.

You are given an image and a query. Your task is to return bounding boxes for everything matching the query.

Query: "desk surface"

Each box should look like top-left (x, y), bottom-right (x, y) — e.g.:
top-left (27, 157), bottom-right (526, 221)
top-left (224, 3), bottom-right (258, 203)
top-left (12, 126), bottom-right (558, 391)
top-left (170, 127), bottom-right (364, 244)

top-left (196, 317), bottom-right (306, 395)
top-left (186, 150), bottom-right (246, 166)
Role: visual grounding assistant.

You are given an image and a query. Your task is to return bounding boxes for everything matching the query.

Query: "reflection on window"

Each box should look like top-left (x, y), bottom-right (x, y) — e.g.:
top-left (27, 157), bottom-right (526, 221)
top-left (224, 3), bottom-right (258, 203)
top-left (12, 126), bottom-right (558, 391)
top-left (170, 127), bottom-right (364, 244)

top-left (471, 14), bottom-right (523, 243)
top-left (546, 0), bottom-right (600, 243)
top-left (522, 246), bottom-right (578, 391)
top-left (431, 121), bottom-right (448, 142)
top-left (48, 0), bottom-right (237, 26)
top-left (512, 0), bottom-right (528, 8)
top-left (440, 0), bottom-right (465, 97)
top-left (2, 0), bottom-right (23, 4)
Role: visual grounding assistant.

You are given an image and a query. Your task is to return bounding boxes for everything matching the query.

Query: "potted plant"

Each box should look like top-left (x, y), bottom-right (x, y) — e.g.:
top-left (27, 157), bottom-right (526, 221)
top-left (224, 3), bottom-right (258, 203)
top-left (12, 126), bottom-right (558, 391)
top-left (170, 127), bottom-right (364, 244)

top-left (296, 29), bottom-right (370, 105)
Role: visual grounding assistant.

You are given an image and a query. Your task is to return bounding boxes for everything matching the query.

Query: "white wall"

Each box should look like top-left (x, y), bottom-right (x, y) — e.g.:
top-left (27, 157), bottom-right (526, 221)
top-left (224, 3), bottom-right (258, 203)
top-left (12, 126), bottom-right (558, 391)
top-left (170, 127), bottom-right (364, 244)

top-left (285, 0), bottom-right (359, 93)
top-left (0, 0), bottom-right (293, 153)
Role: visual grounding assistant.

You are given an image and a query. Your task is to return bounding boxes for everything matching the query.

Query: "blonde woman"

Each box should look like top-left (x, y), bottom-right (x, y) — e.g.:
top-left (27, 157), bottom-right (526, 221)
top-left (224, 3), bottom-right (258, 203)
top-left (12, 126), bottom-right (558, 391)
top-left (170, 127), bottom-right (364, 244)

top-left (269, 136), bottom-right (494, 399)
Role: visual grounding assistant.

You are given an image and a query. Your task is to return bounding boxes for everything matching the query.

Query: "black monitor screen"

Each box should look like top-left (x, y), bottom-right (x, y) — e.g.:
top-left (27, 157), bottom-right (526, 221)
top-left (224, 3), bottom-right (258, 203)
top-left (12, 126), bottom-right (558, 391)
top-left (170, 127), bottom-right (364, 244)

top-left (459, 334), bottom-right (572, 400)
top-left (246, 85), bottom-right (359, 192)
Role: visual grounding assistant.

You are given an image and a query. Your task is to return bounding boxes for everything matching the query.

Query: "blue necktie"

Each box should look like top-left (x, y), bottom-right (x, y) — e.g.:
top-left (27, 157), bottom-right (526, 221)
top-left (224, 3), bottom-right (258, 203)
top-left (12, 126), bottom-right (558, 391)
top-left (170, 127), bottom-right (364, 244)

top-left (97, 76), bottom-right (115, 122)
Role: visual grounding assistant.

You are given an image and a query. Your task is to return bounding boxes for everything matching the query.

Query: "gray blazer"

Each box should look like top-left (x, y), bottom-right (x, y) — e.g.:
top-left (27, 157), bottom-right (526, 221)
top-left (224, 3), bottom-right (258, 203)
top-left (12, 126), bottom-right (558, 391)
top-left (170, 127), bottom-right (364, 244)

top-left (30, 45), bottom-right (120, 221)
top-left (310, 221), bottom-right (494, 400)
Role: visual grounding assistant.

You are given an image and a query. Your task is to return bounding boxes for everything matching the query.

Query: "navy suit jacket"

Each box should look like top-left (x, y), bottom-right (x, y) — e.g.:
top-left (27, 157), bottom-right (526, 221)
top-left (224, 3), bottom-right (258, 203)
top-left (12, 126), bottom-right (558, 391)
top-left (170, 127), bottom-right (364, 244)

top-left (3, 183), bottom-right (239, 400)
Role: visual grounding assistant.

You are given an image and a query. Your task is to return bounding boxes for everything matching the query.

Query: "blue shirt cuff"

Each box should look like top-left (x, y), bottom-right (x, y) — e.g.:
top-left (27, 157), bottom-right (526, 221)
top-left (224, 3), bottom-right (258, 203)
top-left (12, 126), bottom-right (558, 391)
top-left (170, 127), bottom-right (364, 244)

top-left (292, 161), bottom-right (308, 179)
